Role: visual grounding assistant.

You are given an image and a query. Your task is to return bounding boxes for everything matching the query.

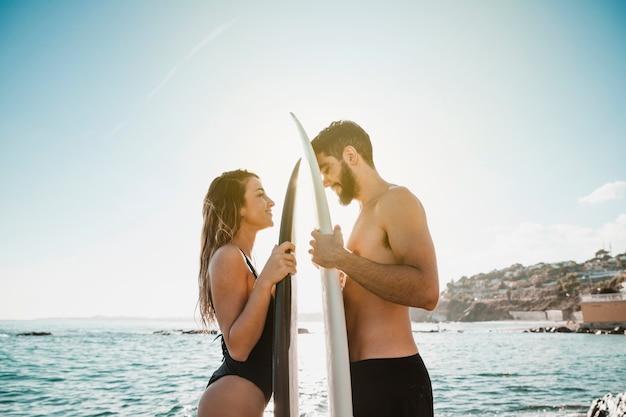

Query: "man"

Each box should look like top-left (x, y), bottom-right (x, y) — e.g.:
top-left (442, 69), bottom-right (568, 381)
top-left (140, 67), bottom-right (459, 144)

top-left (308, 120), bottom-right (439, 417)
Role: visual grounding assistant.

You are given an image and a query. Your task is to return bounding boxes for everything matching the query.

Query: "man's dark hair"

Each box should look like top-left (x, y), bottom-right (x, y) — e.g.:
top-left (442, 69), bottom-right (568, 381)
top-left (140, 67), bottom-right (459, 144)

top-left (311, 120), bottom-right (375, 168)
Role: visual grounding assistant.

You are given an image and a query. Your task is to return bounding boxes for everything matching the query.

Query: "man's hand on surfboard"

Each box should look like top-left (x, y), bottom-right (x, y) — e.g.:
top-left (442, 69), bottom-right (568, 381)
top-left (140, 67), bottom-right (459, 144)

top-left (309, 224), bottom-right (345, 269)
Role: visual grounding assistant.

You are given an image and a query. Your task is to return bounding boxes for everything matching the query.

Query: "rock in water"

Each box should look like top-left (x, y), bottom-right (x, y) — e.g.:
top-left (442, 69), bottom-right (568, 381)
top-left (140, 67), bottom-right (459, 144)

top-left (587, 392), bottom-right (626, 417)
top-left (16, 332), bottom-right (52, 336)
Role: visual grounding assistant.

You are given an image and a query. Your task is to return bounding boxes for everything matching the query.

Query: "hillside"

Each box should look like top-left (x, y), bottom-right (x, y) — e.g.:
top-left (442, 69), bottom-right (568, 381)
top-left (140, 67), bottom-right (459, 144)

top-left (412, 249), bottom-right (626, 322)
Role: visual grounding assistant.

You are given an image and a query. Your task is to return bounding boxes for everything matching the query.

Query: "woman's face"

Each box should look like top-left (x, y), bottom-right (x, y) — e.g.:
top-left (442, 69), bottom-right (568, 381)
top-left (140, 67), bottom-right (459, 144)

top-left (240, 177), bottom-right (275, 230)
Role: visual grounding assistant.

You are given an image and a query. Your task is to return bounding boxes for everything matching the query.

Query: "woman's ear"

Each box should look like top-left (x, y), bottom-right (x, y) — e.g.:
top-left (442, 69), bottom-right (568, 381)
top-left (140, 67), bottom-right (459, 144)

top-left (343, 146), bottom-right (358, 165)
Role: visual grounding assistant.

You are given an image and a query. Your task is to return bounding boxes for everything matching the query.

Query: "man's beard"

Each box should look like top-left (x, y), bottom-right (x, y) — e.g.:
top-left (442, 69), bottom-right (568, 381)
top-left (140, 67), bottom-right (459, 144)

top-left (337, 160), bottom-right (359, 206)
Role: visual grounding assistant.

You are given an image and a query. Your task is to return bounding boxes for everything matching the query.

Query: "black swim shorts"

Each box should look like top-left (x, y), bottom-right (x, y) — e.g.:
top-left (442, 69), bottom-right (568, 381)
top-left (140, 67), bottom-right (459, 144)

top-left (350, 354), bottom-right (434, 417)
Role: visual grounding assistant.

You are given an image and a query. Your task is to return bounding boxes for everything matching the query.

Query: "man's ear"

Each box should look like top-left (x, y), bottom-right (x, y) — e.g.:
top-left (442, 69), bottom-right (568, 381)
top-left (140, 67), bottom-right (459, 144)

top-left (343, 146), bottom-right (358, 165)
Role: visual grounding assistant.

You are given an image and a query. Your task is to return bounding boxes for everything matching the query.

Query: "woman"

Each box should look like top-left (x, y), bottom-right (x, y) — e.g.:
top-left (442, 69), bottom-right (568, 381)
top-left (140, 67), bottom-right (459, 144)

top-left (197, 169), bottom-right (296, 417)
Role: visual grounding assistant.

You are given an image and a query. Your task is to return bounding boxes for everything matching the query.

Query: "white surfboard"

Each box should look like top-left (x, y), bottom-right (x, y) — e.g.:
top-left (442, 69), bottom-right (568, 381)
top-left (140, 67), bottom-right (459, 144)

top-left (290, 112), bottom-right (353, 417)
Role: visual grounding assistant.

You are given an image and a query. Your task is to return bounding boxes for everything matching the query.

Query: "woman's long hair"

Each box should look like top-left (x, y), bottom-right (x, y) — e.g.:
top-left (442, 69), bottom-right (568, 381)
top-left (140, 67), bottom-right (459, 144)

top-left (198, 170), bottom-right (259, 329)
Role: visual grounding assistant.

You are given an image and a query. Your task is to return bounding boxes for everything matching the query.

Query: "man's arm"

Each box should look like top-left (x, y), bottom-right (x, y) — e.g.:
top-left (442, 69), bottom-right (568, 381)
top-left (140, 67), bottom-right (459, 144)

top-left (309, 188), bottom-right (439, 309)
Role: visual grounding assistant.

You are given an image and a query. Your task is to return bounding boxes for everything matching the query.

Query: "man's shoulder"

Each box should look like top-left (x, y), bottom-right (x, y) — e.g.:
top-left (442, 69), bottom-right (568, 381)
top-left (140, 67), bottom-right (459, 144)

top-left (382, 185), bottom-right (419, 203)
top-left (378, 185), bottom-right (424, 214)
top-left (386, 184), bottom-right (409, 194)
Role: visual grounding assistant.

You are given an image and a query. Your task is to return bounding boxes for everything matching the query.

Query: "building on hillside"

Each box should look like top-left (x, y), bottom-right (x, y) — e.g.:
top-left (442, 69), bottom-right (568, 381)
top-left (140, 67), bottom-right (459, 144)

top-left (580, 283), bottom-right (626, 330)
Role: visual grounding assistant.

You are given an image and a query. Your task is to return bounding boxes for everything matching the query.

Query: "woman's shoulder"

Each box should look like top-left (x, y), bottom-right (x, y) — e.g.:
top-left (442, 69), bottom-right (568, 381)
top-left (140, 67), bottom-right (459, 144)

top-left (210, 245), bottom-right (246, 271)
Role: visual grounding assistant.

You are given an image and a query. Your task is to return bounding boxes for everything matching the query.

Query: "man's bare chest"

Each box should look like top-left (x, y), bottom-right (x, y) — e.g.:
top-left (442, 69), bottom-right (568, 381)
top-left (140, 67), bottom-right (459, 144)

top-left (347, 212), bottom-right (391, 261)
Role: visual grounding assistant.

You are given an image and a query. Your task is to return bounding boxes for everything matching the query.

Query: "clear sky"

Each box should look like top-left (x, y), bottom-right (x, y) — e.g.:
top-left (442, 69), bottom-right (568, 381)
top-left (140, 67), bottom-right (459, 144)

top-left (1, 0), bottom-right (625, 320)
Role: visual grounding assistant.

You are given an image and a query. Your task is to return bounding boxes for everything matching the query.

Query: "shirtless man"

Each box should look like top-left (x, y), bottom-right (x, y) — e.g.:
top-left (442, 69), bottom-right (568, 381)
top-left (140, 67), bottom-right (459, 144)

top-left (308, 120), bottom-right (439, 417)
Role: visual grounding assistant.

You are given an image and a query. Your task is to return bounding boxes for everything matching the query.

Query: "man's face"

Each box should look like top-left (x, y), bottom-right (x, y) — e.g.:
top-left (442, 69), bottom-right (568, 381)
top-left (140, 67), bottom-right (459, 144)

top-left (317, 153), bottom-right (358, 206)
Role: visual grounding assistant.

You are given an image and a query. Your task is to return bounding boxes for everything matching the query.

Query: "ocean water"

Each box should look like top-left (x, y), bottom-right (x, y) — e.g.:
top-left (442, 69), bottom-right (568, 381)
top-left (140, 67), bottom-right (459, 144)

top-left (0, 318), bottom-right (624, 416)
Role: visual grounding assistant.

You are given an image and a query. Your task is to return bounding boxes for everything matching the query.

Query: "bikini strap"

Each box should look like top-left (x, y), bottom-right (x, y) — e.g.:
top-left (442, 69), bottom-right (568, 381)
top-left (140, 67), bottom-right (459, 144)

top-left (238, 249), bottom-right (258, 278)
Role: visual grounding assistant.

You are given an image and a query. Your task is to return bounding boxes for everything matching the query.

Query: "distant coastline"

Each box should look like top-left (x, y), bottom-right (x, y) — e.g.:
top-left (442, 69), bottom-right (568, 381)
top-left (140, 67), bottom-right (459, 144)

top-left (412, 249), bottom-right (626, 326)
